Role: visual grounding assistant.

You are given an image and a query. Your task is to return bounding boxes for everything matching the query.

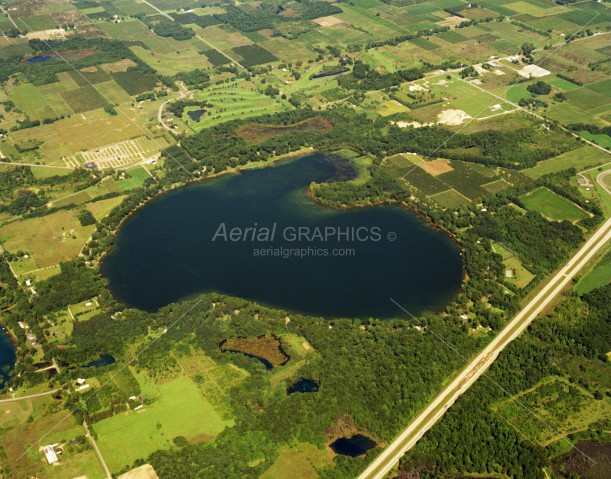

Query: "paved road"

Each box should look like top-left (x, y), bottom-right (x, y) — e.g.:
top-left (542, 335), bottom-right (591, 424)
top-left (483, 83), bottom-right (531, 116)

top-left (597, 170), bottom-right (611, 196)
top-left (358, 216), bottom-right (611, 479)
top-left (84, 420), bottom-right (112, 479)
top-left (0, 389), bottom-right (60, 404)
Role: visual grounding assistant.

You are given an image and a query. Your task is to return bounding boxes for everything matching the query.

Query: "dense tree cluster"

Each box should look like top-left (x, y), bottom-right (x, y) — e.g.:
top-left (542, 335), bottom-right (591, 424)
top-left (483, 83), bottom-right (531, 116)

top-left (400, 284), bottom-right (610, 479)
top-left (0, 38), bottom-right (156, 85)
top-left (141, 16), bottom-right (195, 40)
top-left (527, 81), bottom-right (552, 95)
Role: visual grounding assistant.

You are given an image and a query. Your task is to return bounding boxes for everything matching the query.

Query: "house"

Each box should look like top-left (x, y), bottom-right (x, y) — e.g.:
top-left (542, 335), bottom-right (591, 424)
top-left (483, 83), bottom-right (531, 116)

top-left (42, 445), bottom-right (58, 464)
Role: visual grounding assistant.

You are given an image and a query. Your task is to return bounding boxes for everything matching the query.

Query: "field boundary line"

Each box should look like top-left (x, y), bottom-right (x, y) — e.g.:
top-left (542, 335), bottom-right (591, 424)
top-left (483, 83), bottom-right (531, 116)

top-left (399, 9), bottom-right (604, 182)
top-left (12, 16), bottom-right (198, 182)
top-left (139, 0), bottom-right (245, 68)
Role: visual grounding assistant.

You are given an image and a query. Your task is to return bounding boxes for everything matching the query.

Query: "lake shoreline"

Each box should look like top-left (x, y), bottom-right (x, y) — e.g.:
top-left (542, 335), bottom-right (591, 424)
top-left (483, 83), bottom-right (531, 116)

top-left (96, 147), bottom-right (316, 265)
top-left (99, 150), bottom-right (465, 316)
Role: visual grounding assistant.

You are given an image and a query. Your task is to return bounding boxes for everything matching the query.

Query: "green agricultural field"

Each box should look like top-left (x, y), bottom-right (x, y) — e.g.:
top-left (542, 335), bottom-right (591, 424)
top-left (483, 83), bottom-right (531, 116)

top-left (0, 209), bottom-right (96, 271)
top-left (61, 85), bottom-right (110, 113)
top-left (482, 178), bottom-right (511, 194)
top-left (29, 165), bottom-right (73, 179)
top-left (111, 71), bottom-right (158, 96)
top-left (575, 247), bottom-right (611, 295)
top-left (505, 85), bottom-right (532, 103)
top-left (436, 30), bottom-right (468, 43)
top-left (86, 195), bottom-right (127, 221)
top-left (496, 377), bottom-right (611, 446)
top-left (9, 83), bottom-right (50, 118)
top-left (409, 37), bottom-right (440, 51)
top-left (52, 177), bottom-right (123, 208)
top-left (549, 77), bottom-right (581, 92)
top-left (523, 146), bottom-right (610, 179)
top-left (18, 14), bottom-right (56, 31)
top-left (261, 443), bottom-right (331, 479)
top-left (520, 187), bottom-right (589, 222)
top-left (579, 131), bottom-right (611, 149)
top-left (93, 375), bottom-right (233, 473)
top-left (565, 88), bottom-right (611, 112)
top-left (175, 349), bottom-right (247, 419)
top-left (232, 44), bottom-right (278, 67)
top-left (429, 189), bottom-right (471, 208)
top-left (69, 68), bottom-right (111, 86)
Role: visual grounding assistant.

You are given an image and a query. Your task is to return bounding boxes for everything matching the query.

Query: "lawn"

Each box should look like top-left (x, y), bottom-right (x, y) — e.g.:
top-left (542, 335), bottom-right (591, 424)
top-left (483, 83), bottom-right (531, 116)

top-left (523, 146), bottom-right (609, 179)
top-left (94, 376), bottom-right (233, 473)
top-left (116, 166), bottom-right (150, 191)
top-left (68, 298), bottom-right (100, 321)
top-left (503, 254), bottom-right (536, 288)
top-left (520, 187), bottom-right (589, 222)
top-left (492, 242), bottom-right (536, 288)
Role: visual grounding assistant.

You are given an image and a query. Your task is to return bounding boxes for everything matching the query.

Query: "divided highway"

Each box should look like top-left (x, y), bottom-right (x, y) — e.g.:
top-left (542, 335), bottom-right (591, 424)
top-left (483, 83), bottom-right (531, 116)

top-left (358, 216), bottom-right (611, 479)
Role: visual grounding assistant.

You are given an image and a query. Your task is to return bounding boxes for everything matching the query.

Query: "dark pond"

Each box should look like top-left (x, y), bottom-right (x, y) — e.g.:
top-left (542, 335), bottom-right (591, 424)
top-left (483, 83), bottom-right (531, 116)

top-left (313, 67), bottom-right (350, 79)
top-left (287, 378), bottom-right (319, 395)
top-left (85, 354), bottom-right (116, 368)
top-left (25, 55), bottom-right (53, 63)
top-left (0, 328), bottom-right (16, 388)
top-left (330, 434), bottom-right (376, 457)
top-left (187, 109), bottom-right (205, 121)
top-left (101, 153), bottom-right (463, 318)
top-left (224, 350), bottom-right (273, 370)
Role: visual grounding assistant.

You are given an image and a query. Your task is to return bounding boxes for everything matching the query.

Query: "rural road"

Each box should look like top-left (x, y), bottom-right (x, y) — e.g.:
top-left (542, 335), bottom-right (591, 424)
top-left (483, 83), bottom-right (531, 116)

top-left (0, 388), bottom-right (60, 404)
top-left (84, 420), bottom-right (112, 479)
top-left (158, 84), bottom-right (187, 131)
top-left (358, 216), bottom-right (611, 479)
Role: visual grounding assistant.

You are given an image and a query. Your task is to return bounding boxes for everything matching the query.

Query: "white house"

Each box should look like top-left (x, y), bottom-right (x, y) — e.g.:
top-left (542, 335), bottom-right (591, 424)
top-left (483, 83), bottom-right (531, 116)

top-left (43, 445), bottom-right (58, 464)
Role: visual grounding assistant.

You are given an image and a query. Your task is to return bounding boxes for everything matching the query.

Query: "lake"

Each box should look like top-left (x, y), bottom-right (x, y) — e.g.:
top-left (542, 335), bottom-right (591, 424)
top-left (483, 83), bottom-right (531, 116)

top-left (101, 153), bottom-right (463, 318)
top-left (0, 328), bottom-right (16, 388)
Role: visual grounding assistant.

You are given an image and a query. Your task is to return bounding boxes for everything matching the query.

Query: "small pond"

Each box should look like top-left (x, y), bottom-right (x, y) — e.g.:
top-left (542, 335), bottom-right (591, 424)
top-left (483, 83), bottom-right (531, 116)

top-left (187, 109), bottom-right (205, 121)
top-left (85, 354), bottom-right (116, 368)
top-left (330, 434), bottom-right (376, 457)
top-left (224, 350), bottom-right (274, 370)
top-left (287, 378), bottom-right (319, 395)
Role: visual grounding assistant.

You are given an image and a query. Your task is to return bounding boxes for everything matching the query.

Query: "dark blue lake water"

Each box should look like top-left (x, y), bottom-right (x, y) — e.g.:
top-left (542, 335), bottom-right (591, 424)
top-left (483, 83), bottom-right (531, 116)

top-left (0, 328), bottom-right (16, 388)
top-left (101, 153), bottom-right (462, 318)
